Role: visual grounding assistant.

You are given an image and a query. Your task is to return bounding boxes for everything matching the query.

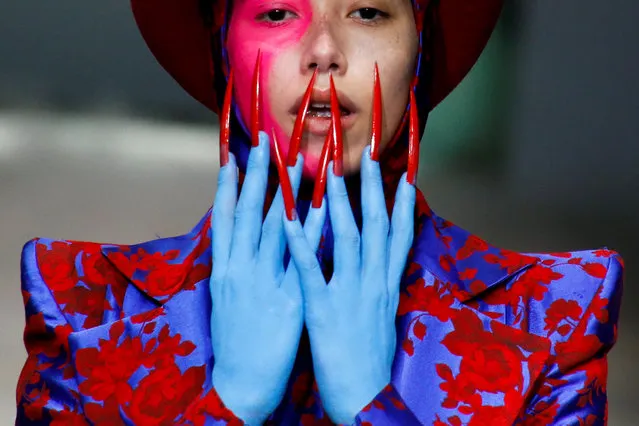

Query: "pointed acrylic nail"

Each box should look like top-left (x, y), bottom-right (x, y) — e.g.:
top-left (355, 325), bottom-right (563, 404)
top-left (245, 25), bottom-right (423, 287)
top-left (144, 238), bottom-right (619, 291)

top-left (251, 50), bottom-right (262, 147)
top-left (220, 69), bottom-right (234, 167)
top-left (271, 129), bottom-right (296, 220)
top-left (329, 75), bottom-right (343, 177)
top-left (370, 63), bottom-right (382, 162)
top-left (288, 68), bottom-right (318, 167)
top-left (407, 90), bottom-right (420, 185)
top-left (312, 119), bottom-right (334, 208)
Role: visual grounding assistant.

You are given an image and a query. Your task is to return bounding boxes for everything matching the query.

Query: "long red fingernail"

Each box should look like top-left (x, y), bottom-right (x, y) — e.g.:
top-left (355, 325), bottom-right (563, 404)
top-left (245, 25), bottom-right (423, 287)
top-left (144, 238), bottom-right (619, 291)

top-left (288, 68), bottom-right (318, 167)
top-left (329, 75), bottom-right (343, 177)
top-left (251, 50), bottom-right (262, 147)
top-left (220, 69), bottom-right (234, 167)
top-left (312, 120), bottom-right (333, 208)
top-left (271, 129), bottom-right (296, 220)
top-left (407, 90), bottom-right (420, 185)
top-left (370, 63), bottom-right (382, 162)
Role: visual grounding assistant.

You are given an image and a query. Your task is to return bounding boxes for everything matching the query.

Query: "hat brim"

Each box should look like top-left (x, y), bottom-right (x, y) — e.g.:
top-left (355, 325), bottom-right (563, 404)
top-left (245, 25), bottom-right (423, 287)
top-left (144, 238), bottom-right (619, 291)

top-left (131, 0), bottom-right (503, 114)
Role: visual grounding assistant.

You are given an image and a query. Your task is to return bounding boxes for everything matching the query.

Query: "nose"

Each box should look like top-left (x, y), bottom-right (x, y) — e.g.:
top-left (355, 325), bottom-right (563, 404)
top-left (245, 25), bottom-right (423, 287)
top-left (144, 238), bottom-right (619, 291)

top-left (300, 20), bottom-right (348, 76)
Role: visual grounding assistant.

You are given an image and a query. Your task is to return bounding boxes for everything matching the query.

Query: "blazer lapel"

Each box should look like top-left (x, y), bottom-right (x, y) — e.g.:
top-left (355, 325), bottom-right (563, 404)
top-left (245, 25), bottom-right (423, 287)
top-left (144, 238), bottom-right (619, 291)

top-left (99, 209), bottom-right (212, 307)
top-left (68, 210), bottom-right (215, 423)
top-left (411, 192), bottom-right (540, 302)
top-left (392, 194), bottom-right (551, 423)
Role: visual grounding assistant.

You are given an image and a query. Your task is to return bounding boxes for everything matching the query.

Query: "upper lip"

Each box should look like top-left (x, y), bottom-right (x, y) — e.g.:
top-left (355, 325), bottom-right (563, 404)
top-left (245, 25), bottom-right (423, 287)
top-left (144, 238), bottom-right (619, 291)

top-left (289, 87), bottom-right (358, 116)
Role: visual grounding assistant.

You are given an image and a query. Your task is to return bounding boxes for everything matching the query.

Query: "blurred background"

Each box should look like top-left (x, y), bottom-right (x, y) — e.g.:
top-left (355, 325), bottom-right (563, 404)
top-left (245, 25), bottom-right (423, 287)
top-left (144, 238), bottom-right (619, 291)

top-left (1, 0), bottom-right (637, 423)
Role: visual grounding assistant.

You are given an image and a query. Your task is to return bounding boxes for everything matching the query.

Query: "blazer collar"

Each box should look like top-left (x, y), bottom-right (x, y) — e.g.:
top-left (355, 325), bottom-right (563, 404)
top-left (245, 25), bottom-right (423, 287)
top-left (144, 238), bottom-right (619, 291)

top-left (413, 192), bottom-right (539, 303)
top-left (100, 209), bottom-right (213, 305)
top-left (100, 194), bottom-right (539, 306)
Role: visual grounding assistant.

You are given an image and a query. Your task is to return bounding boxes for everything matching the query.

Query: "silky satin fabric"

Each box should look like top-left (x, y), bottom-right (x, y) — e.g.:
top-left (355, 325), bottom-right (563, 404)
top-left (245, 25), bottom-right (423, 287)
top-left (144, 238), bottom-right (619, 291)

top-left (16, 189), bottom-right (622, 425)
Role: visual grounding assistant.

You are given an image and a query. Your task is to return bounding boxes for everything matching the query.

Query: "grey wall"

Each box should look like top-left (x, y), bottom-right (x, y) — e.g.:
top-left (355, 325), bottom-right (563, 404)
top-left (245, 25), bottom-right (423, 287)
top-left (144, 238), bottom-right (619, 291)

top-left (0, 1), bottom-right (200, 117)
top-left (507, 1), bottom-right (639, 212)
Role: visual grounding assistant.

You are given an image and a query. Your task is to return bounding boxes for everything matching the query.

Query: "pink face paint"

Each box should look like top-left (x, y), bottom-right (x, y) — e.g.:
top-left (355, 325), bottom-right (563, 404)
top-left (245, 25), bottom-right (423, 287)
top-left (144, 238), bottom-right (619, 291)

top-left (227, 0), bottom-right (317, 174)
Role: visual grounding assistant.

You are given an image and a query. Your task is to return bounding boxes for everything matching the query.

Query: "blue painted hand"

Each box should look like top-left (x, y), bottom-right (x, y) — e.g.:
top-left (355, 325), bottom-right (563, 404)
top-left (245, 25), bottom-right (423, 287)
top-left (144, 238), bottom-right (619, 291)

top-left (283, 147), bottom-right (417, 424)
top-left (209, 131), bottom-right (325, 425)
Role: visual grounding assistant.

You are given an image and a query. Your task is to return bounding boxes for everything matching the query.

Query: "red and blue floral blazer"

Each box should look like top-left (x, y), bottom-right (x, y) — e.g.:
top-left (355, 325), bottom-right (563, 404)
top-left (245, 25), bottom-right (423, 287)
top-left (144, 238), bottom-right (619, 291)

top-left (16, 193), bottom-right (623, 425)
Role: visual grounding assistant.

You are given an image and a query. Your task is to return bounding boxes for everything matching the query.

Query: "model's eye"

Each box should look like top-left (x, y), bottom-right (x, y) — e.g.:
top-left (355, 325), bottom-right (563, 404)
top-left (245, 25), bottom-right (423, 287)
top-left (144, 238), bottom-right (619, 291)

top-left (258, 9), bottom-right (296, 23)
top-left (349, 8), bottom-right (388, 22)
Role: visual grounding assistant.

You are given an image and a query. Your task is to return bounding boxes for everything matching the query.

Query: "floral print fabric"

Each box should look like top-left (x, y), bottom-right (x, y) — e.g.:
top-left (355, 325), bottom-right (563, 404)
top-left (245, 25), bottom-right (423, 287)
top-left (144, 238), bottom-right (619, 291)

top-left (16, 192), bottom-right (623, 425)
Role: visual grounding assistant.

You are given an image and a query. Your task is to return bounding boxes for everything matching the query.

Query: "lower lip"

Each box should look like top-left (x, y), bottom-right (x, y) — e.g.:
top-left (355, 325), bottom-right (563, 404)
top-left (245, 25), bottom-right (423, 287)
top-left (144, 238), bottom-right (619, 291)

top-left (297, 113), bottom-right (357, 136)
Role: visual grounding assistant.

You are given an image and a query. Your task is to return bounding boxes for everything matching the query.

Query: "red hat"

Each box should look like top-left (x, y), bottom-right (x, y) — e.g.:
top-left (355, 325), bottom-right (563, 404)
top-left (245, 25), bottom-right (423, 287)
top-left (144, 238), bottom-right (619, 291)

top-left (131, 0), bottom-right (503, 115)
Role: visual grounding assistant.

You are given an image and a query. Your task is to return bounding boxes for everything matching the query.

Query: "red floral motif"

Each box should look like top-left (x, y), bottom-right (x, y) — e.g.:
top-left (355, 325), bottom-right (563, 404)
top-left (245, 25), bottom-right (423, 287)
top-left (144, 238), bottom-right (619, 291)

top-left (435, 308), bottom-right (552, 422)
top-left (481, 264), bottom-right (564, 327)
top-left (484, 250), bottom-right (539, 274)
top-left (106, 242), bottom-right (211, 299)
top-left (398, 278), bottom-right (455, 321)
top-left (439, 254), bottom-right (454, 273)
top-left (55, 284), bottom-right (112, 329)
top-left (590, 291), bottom-right (610, 324)
top-left (23, 383), bottom-right (51, 421)
top-left (581, 262), bottom-right (608, 279)
top-left (544, 299), bottom-right (582, 337)
top-left (145, 263), bottom-right (187, 298)
top-left (179, 387), bottom-right (244, 426)
top-left (575, 357), bottom-right (608, 409)
top-left (456, 235), bottom-right (489, 261)
top-left (437, 364), bottom-right (477, 409)
top-left (50, 408), bottom-right (91, 426)
top-left (466, 404), bottom-right (512, 426)
top-left (36, 241), bottom-right (81, 292)
top-left (401, 314), bottom-right (429, 357)
top-left (458, 341), bottom-right (523, 393)
top-left (75, 322), bottom-right (145, 405)
top-left (402, 338), bottom-right (415, 356)
top-left (458, 268), bottom-right (478, 280)
top-left (125, 364), bottom-right (205, 425)
top-left (23, 312), bottom-right (72, 359)
top-left (592, 249), bottom-right (615, 258)
top-left (81, 246), bottom-right (122, 287)
top-left (517, 266), bottom-right (563, 295)
top-left (141, 324), bottom-right (197, 369)
top-left (291, 371), bottom-right (313, 406)
top-left (84, 395), bottom-right (122, 426)
top-left (555, 332), bottom-right (602, 373)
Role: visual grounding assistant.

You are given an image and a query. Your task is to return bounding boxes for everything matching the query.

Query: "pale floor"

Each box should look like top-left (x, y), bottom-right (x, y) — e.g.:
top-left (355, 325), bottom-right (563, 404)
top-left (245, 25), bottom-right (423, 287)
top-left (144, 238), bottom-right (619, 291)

top-left (1, 112), bottom-right (636, 424)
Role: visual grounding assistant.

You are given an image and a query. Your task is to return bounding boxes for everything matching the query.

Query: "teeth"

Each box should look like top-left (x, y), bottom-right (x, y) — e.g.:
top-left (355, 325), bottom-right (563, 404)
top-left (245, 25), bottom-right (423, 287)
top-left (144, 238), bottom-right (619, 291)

top-left (311, 103), bottom-right (331, 109)
top-left (310, 110), bottom-right (332, 118)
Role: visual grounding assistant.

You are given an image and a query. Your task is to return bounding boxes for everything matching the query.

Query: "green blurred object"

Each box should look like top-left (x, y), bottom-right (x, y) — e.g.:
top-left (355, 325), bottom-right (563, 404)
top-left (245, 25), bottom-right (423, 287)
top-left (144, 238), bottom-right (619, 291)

top-left (422, 3), bottom-right (519, 174)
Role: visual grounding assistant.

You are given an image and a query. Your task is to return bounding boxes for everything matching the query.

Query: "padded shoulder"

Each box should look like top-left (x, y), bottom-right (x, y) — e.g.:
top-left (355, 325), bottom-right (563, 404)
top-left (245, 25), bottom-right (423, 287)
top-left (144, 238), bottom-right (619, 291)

top-left (23, 237), bottom-right (130, 331)
top-left (475, 247), bottom-right (623, 347)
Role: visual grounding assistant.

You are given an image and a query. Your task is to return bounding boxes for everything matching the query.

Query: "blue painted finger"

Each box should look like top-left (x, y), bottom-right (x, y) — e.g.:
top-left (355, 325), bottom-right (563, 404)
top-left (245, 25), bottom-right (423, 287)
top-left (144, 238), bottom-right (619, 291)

top-left (229, 131), bottom-right (271, 265)
top-left (282, 202), bottom-right (328, 305)
top-left (360, 147), bottom-right (390, 292)
top-left (326, 164), bottom-right (360, 282)
top-left (258, 154), bottom-right (304, 283)
top-left (212, 154), bottom-right (238, 284)
top-left (387, 173), bottom-right (416, 302)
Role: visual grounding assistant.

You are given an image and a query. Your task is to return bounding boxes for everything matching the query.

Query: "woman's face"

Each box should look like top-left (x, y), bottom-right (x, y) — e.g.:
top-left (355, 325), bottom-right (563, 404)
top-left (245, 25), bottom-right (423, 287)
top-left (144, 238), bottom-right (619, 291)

top-left (227, 0), bottom-right (418, 176)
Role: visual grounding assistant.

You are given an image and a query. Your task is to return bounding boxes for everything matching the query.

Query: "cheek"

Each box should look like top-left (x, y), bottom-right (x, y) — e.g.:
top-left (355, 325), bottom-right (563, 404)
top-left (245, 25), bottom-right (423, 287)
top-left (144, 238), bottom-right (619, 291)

top-left (379, 36), bottom-right (419, 146)
top-left (226, 3), bottom-right (312, 139)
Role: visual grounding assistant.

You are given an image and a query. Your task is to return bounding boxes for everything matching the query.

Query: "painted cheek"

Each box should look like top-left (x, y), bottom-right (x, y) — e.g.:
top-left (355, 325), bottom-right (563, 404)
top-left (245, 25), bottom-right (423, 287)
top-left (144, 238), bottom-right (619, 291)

top-left (227, 0), bottom-right (318, 174)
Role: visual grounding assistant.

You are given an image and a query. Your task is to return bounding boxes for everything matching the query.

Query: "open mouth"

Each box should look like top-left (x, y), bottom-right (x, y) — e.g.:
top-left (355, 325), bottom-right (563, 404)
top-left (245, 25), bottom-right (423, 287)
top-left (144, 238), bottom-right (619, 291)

top-left (306, 102), bottom-right (352, 118)
top-left (289, 87), bottom-right (358, 136)
top-left (290, 88), bottom-right (357, 119)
